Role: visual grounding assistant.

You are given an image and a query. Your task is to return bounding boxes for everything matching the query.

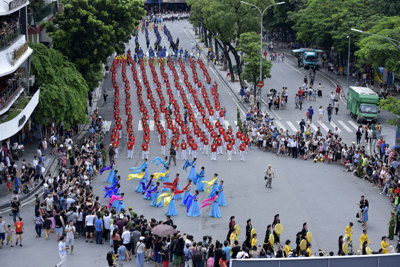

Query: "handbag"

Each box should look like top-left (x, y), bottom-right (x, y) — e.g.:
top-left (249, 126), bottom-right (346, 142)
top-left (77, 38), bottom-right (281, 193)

top-left (356, 212), bottom-right (359, 219)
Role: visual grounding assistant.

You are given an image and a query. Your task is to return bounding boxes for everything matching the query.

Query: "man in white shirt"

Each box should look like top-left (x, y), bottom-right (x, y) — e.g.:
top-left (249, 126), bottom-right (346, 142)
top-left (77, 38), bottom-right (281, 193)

top-left (264, 164), bottom-right (275, 189)
top-left (103, 212), bottom-right (111, 242)
top-left (85, 212), bottom-right (95, 243)
top-left (65, 221), bottom-right (76, 254)
top-left (56, 235), bottom-right (68, 267)
top-left (121, 227), bottom-right (132, 260)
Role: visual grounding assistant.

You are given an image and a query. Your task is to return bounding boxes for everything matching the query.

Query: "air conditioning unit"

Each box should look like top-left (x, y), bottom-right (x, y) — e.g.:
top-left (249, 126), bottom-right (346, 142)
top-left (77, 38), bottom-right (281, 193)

top-left (29, 76), bottom-right (35, 87)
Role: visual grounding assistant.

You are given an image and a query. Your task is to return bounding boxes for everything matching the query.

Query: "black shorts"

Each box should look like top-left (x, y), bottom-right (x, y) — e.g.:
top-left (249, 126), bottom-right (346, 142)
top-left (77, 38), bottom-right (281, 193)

top-left (86, 226), bottom-right (94, 233)
top-left (124, 242), bottom-right (131, 251)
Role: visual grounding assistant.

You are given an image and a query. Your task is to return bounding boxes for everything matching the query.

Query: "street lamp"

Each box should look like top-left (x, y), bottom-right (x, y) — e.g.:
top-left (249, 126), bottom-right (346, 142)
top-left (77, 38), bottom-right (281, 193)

top-left (240, 1), bottom-right (285, 109)
top-left (347, 35), bottom-right (350, 84)
top-left (351, 28), bottom-right (400, 50)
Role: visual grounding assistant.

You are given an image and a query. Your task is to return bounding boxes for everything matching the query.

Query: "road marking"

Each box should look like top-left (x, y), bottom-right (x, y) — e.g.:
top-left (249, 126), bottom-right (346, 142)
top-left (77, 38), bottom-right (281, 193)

top-left (105, 121), bottom-right (112, 132)
top-left (161, 120), bottom-right (165, 128)
top-left (224, 120), bottom-right (230, 128)
top-left (149, 120), bottom-right (154, 131)
top-left (271, 109), bottom-right (281, 120)
top-left (309, 123), bottom-right (318, 131)
top-left (275, 121), bottom-right (286, 131)
top-left (338, 120), bottom-right (352, 132)
top-left (138, 120), bottom-right (143, 131)
top-left (287, 121), bottom-right (297, 132)
top-left (329, 121), bottom-right (342, 132)
top-left (318, 121), bottom-right (329, 132)
top-left (347, 120), bottom-right (359, 130)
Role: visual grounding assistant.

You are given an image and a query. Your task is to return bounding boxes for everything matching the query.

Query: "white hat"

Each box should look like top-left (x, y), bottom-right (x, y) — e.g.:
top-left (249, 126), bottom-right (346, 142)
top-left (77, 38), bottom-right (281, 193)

top-left (140, 236), bottom-right (145, 241)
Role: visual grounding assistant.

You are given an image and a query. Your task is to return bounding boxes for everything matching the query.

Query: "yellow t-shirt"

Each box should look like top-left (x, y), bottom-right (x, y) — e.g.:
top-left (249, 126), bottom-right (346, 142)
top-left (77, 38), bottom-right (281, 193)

top-left (359, 233), bottom-right (371, 250)
top-left (251, 237), bottom-right (257, 249)
top-left (306, 247), bottom-right (312, 257)
top-left (284, 245), bottom-right (291, 257)
top-left (345, 225), bottom-right (353, 241)
top-left (381, 240), bottom-right (390, 254)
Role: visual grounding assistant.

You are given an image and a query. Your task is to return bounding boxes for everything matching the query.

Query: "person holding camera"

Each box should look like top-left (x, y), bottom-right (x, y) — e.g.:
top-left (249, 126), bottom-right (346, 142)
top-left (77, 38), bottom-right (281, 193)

top-left (264, 164), bottom-right (275, 189)
top-left (56, 235), bottom-right (68, 267)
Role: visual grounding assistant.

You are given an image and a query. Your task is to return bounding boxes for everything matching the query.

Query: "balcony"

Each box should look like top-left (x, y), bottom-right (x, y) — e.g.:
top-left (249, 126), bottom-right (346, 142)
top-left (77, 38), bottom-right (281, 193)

top-left (0, 20), bottom-right (20, 49)
top-left (0, 34), bottom-right (33, 77)
top-left (0, 74), bottom-right (25, 115)
top-left (0, 88), bottom-right (40, 141)
top-left (29, 2), bottom-right (57, 27)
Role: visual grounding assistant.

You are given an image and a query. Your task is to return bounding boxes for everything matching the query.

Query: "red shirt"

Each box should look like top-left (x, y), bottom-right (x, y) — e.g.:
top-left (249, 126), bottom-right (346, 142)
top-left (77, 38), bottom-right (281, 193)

top-left (211, 144), bottom-right (217, 152)
top-left (203, 138), bottom-right (209, 145)
top-left (239, 143), bottom-right (246, 151)
top-left (142, 143), bottom-right (148, 151)
top-left (216, 138), bottom-right (222, 147)
top-left (227, 144), bottom-right (233, 151)
top-left (15, 221), bottom-right (24, 233)
top-left (127, 141), bottom-right (134, 150)
top-left (191, 143), bottom-right (198, 151)
top-left (160, 139), bottom-right (167, 146)
top-left (219, 110), bottom-right (224, 118)
top-left (181, 142), bottom-right (187, 150)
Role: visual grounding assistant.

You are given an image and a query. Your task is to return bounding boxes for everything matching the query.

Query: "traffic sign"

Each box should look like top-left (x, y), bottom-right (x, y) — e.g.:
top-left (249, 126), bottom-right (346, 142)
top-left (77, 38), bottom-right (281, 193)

top-left (257, 81), bottom-right (264, 88)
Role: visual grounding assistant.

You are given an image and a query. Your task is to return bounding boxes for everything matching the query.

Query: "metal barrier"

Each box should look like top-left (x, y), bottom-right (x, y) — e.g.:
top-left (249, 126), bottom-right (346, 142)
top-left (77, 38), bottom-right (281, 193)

top-left (230, 253), bottom-right (400, 267)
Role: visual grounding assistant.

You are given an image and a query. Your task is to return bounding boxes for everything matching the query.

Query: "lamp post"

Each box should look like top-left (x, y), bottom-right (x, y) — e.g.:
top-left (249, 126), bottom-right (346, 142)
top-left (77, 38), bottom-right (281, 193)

top-left (351, 28), bottom-right (400, 49)
top-left (347, 35), bottom-right (350, 84)
top-left (240, 1), bottom-right (285, 109)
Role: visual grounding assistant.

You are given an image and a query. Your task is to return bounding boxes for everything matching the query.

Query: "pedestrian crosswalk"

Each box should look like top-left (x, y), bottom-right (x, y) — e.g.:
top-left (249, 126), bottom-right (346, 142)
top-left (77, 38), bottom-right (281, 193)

top-left (111, 118), bottom-right (360, 135)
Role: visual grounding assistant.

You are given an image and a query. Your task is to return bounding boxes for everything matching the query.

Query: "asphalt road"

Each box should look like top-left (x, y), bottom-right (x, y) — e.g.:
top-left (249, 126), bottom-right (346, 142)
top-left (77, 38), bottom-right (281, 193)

top-left (0, 19), bottom-right (395, 266)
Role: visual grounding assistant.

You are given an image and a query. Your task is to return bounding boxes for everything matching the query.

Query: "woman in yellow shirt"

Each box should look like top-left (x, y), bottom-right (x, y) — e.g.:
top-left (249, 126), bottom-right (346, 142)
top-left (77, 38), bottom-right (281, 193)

top-left (359, 229), bottom-right (371, 250)
top-left (380, 236), bottom-right (390, 254)
top-left (284, 240), bottom-right (291, 257)
top-left (251, 234), bottom-right (258, 250)
top-left (345, 222), bottom-right (353, 241)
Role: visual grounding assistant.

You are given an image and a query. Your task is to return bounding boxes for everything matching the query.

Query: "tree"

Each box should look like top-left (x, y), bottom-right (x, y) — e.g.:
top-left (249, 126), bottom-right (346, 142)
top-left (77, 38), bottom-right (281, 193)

top-left (355, 16), bottom-right (400, 76)
top-left (46, 0), bottom-right (144, 90)
top-left (379, 97), bottom-right (400, 125)
top-left (290, 0), bottom-right (381, 55)
top-left (30, 43), bottom-right (89, 129)
top-left (237, 32), bottom-right (272, 106)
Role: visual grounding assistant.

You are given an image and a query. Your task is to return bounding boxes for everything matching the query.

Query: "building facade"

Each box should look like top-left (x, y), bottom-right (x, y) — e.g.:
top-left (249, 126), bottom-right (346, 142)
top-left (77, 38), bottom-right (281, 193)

top-left (0, 0), bottom-right (38, 143)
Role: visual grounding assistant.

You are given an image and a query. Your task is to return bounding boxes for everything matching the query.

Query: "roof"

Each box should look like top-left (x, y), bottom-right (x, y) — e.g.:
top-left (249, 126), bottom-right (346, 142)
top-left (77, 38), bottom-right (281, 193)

top-left (0, 0), bottom-right (29, 16)
top-left (350, 86), bottom-right (378, 95)
top-left (0, 35), bottom-right (33, 77)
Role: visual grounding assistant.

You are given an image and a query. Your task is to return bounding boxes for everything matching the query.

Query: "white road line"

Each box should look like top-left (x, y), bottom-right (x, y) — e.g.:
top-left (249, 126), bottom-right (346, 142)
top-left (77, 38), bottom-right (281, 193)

top-left (161, 120), bottom-right (165, 128)
top-left (149, 120), bottom-right (155, 131)
top-left (338, 120), bottom-right (352, 132)
top-left (348, 120), bottom-right (359, 130)
top-left (309, 123), bottom-right (318, 131)
top-left (287, 121), bottom-right (297, 132)
top-left (138, 120), bottom-right (143, 131)
top-left (224, 120), bottom-right (230, 128)
top-left (329, 121), bottom-right (342, 132)
top-left (318, 121), bottom-right (329, 132)
top-left (275, 121), bottom-right (286, 131)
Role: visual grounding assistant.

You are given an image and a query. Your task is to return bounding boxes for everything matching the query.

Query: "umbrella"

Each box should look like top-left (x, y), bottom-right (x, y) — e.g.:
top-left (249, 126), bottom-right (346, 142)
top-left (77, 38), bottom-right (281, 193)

top-left (152, 224), bottom-right (176, 237)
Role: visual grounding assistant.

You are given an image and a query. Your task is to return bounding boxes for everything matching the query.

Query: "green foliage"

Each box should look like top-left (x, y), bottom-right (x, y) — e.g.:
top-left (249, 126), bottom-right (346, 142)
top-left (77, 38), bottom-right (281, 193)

top-left (290, 0), bottom-right (381, 53)
top-left (30, 43), bottom-right (89, 129)
top-left (45, 0), bottom-right (144, 90)
top-left (237, 32), bottom-right (272, 85)
top-left (16, 97), bottom-right (30, 109)
top-left (0, 110), bottom-right (21, 123)
top-left (355, 16), bottom-right (400, 76)
top-left (379, 96), bottom-right (400, 124)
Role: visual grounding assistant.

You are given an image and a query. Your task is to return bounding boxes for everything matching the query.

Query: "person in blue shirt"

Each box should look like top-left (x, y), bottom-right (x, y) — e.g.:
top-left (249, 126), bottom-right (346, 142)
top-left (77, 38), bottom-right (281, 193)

top-left (94, 214), bottom-right (103, 244)
top-left (118, 244), bottom-right (127, 262)
top-left (307, 106), bottom-right (314, 124)
top-left (222, 241), bottom-right (231, 262)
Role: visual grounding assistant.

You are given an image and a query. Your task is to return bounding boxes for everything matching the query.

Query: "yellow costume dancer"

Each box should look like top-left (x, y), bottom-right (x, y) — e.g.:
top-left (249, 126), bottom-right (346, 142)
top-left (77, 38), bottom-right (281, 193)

top-left (127, 171), bottom-right (145, 181)
top-left (251, 234), bottom-right (258, 250)
top-left (202, 177), bottom-right (217, 193)
top-left (358, 231), bottom-right (371, 250)
top-left (381, 237), bottom-right (390, 254)
top-left (344, 223), bottom-right (353, 241)
top-left (153, 170), bottom-right (168, 180)
top-left (157, 193), bottom-right (173, 206)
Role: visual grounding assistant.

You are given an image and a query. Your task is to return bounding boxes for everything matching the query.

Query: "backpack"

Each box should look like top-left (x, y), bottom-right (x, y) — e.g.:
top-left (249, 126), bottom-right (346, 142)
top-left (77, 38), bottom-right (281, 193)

top-left (194, 248), bottom-right (204, 261)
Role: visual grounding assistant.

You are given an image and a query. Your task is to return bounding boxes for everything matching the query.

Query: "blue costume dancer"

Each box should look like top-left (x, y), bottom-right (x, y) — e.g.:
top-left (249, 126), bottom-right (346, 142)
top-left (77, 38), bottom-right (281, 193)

top-left (181, 183), bottom-right (191, 206)
top-left (150, 183), bottom-right (163, 207)
top-left (161, 172), bottom-right (170, 192)
top-left (183, 159), bottom-right (197, 182)
top-left (209, 176), bottom-right (219, 198)
top-left (217, 181), bottom-right (226, 206)
top-left (195, 167), bottom-right (206, 191)
top-left (106, 169), bottom-right (117, 184)
top-left (187, 192), bottom-right (201, 217)
top-left (174, 181), bottom-right (183, 200)
top-left (112, 193), bottom-right (125, 212)
top-left (166, 196), bottom-right (178, 216)
top-left (209, 193), bottom-right (221, 218)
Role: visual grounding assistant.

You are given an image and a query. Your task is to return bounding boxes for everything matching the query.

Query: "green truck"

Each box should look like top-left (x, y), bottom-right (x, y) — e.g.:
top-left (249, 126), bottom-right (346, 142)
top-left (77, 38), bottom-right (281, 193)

top-left (347, 86), bottom-right (379, 123)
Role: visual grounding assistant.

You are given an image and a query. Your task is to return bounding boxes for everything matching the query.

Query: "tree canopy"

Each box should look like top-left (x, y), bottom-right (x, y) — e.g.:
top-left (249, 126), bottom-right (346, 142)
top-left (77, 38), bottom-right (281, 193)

top-left (31, 43), bottom-right (89, 129)
top-left (355, 16), bottom-right (400, 76)
top-left (45, 0), bottom-right (144, 90)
